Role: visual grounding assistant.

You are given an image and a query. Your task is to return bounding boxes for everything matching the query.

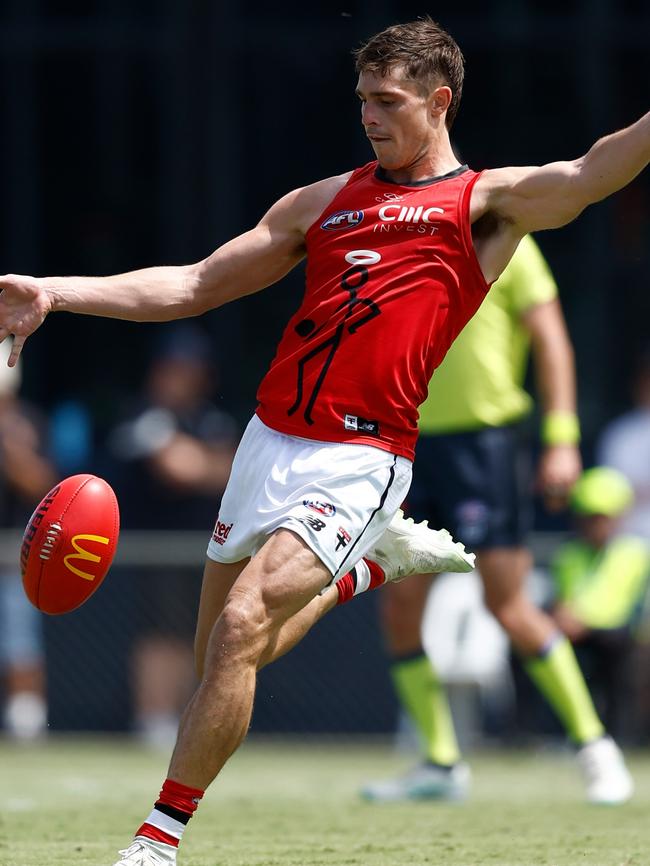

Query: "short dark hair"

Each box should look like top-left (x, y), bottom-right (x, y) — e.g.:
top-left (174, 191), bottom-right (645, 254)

top-left (353, 17), bottom-right (465, 129)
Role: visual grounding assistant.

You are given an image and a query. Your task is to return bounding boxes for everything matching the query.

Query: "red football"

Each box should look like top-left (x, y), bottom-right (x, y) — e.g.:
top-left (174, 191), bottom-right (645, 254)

top-left (21, 474), bottom-right (120, 615)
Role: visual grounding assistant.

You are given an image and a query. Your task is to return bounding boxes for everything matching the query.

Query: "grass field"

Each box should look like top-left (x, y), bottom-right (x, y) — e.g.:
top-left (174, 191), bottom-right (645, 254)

top-left (2, 737), bottom-right (650, 866)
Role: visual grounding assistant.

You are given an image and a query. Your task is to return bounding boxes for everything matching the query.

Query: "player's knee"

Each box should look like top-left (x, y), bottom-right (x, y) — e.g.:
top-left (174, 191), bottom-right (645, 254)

top-left (217, 590), bottom-right (269, 656)
top-left (194, 639), bottom-right (207, 681)
top-left (487, 595), bottom-right (525, 635)
top-left (381, 591), bottom-right (425, 651)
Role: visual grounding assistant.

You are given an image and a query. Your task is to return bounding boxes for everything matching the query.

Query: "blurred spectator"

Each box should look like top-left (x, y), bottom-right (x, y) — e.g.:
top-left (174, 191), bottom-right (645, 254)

top-left (0, 339), bottom-right (57, 739)
top-left (49, 399), bottom-right (93, 475)
top-left (597, 349), bottom-right (650, 541)
top-left (550, 467), bottom-right (650, 740)
top-left (108, 323), bottom-right (237, 747)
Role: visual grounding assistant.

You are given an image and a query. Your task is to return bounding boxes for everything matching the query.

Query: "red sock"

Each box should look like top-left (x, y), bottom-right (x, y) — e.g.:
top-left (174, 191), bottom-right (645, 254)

top-left (336, 559), bottom-right (386, 605)
top-left (135, 778), bottom-right (204, 849)
top-left (366, 559), bottom-right (387, 589)
top-left (335, 571), bottom-right (356, 604)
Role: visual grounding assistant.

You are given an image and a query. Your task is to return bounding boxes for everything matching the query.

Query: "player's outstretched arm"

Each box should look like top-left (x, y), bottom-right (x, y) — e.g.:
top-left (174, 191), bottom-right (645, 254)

top-left (477, 110), bottom-right (650, 235)
top-left (523, 298), bottom-right (582, 510)
top-left (0, 174), bottom-right (348, 365)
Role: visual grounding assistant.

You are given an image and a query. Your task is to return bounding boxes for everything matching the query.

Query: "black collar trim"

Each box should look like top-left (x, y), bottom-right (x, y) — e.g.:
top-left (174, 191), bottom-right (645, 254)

top-left (374, 164), bottom-right (469, 187)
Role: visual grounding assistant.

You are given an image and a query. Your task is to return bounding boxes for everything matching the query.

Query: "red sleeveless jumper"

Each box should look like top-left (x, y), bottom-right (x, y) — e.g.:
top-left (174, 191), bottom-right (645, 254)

top-left (256, 162), bottom-right (490, 461)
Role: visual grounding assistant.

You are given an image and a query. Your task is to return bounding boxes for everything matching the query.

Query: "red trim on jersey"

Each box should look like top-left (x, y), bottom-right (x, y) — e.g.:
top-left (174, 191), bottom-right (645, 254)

top-left (459, 170), bottom-right (492, 289)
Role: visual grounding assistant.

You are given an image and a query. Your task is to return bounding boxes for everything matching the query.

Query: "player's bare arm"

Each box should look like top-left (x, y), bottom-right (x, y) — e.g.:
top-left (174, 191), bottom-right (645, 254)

top-left (0, 172), bottom-right (351, 366)
top-left (471, 110), bottom-right (650, 282)
top-left (522, 299), bottom-right (576, 421)
top-left (522, 298), bottom-right (581, 508)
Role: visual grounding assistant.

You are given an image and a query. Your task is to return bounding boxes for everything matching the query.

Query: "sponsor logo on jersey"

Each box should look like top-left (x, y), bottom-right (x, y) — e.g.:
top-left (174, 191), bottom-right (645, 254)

top-left (378, 204), bottom-right (444, 223)
top-left (374, 192), bottom-right (404, 203)
top-left (321, 209), bottom-right (364, 230)
top-left (212, 519), bottom-right (234, 545)
top-left (344, 414), bottom-right (380, 436)
top-left (303, 499), bottom-right (337, 517)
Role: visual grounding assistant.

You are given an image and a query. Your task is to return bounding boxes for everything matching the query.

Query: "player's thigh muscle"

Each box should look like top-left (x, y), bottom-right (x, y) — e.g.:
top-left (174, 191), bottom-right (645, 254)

top-left (198, 530), bottom-right (331, 674)
top-left (223, 528), bottom-right (331, 632)
top-left (194, 558), bottom-right (248, 676)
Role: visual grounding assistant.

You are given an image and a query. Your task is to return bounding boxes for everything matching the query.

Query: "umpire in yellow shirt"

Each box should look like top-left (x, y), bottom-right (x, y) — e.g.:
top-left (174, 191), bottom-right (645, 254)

top-left (362, 235), bottom-right (634, 805)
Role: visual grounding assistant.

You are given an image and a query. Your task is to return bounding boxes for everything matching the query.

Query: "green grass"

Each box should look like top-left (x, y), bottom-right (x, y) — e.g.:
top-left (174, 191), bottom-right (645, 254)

top-left (1, 737), bottom-right (649, 866)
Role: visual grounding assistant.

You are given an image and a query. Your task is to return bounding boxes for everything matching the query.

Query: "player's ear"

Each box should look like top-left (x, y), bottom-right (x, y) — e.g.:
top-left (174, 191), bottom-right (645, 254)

top-left (430, 85), bottom-right (452, 122)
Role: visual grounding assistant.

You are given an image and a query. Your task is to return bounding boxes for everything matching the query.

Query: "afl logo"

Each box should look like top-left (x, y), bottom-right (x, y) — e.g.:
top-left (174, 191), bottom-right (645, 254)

top-left (321, 210), bottom-right (364, 231)
top-left (303, 499), bottom-right (337, 517)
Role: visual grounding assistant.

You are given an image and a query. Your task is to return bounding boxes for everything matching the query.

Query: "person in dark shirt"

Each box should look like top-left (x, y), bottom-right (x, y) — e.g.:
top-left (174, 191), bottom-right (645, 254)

top-left (109, 324), bottom-right (238, 746)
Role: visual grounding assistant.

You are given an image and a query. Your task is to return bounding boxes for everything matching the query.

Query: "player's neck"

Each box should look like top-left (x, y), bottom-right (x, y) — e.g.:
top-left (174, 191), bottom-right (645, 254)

top-left (380, 139), bottom-right (461, 185)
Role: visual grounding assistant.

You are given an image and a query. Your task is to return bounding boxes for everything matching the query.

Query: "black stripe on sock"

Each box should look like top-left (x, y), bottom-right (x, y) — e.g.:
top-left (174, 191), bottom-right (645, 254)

top-left (154, 802), bottom-right (191, 825)
top-left (335, 455), bottom-right (398, 579)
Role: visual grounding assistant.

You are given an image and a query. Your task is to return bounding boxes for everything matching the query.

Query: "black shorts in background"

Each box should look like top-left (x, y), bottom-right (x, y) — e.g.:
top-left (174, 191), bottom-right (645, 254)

top-left (406, 423), bottom-right (533, 550)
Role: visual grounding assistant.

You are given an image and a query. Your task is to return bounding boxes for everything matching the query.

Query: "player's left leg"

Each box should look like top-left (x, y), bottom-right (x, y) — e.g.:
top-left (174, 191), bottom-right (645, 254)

top-left (257, 508), bottom-right (475, 669)
top-left (193, 558), bottom-right (249, 679)
top-left (479, 547), bottom-right (633, 804)
top-left (168, 530), bottom-right (332, 786)
top-left (261, 509), bottom-right (474, 666)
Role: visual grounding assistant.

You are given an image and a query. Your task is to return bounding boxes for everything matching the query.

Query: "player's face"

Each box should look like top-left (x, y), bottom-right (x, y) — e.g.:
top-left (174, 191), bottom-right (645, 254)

top-left (578, 513), bottom-right (617, 548)
top-left (356, 67), bottom-right (437, 170)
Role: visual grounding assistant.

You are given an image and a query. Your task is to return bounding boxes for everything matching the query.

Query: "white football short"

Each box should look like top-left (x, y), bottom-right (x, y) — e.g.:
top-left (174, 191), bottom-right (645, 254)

top-left (206, 414), bottom-right (412, 579)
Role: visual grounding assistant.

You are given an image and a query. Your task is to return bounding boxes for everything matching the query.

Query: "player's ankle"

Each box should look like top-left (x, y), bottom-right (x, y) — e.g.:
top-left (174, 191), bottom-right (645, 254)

top-left (135, 778), bottom-right (204, 851)
top-left (336, 559), bottom-right (385, 604)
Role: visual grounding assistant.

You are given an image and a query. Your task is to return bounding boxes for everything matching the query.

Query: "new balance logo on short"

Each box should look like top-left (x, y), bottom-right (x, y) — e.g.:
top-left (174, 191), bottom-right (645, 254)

top-left (212, 520), bottom-right (233, 545)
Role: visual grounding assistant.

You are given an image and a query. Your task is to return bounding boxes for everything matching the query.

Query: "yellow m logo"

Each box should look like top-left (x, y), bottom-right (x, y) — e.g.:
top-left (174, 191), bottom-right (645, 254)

top-left (63, 534), bottom-right (110, 581)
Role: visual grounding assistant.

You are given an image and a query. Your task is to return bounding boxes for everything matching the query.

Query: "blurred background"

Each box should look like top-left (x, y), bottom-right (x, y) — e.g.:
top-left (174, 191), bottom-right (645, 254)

top-left (0, 0), bottom-right (649, 751)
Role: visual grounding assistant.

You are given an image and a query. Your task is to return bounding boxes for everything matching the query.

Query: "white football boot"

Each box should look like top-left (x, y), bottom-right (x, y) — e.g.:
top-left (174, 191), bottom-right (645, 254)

top-left (113, 838), bottom-right (177, 865)
top-left (368, 509), bottom-right (475, 582)
top-left (576, 736), bottom-right (634, 804)
top-left (361, 761), bottom-right (471, 802)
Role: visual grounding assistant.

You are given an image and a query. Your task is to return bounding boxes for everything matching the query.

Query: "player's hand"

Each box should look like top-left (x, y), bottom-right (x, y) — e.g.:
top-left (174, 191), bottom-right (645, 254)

top-left (553, 603), bottom-right (589, 643)
top-left (0, 274), bottom-right (53, 365)
top-left (536, 443), bottom-right (582, 512)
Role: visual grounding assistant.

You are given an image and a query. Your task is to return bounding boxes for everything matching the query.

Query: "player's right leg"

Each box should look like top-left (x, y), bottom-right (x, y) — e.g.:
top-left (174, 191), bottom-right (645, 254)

top-left (359, 576), bottom-right (470, 802)
top-left (479, 547), bottom-right (633, 804)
